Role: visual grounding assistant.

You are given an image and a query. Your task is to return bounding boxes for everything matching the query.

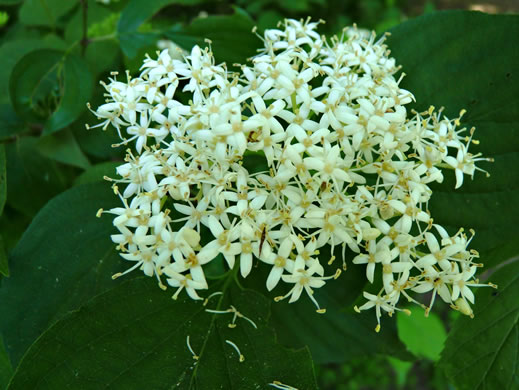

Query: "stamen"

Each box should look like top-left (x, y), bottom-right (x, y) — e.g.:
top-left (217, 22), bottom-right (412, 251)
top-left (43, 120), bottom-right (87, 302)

top-left (225, 340), bottom-right (244, 362)
top-left (203, 291), bottom-right (223, 306)
top-left (186, 335), bottom-right (199, 360)
top-left (269, 381), bottom-right (299, 390)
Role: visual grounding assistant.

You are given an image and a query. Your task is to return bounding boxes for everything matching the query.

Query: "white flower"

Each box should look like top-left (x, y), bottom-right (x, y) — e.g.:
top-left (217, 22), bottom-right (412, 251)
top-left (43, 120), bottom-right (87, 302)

top-left (353, 240), bottom-right (392, 283)
top-left (278, 256), bottom-right (337, 312)
top-left (260, 237), bottom-right (295, 291)
top-left (355, 292), bottom-right (396, 332)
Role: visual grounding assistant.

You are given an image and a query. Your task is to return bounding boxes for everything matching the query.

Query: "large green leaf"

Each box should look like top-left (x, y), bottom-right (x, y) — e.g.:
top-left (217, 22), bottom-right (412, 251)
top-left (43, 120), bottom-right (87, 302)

top-left (0, 183), bottom-right (125, 365)
top-left (0, 234), bottom-right (7, 278)
top-left (243, 254), bottom-right (411, 364)
top-left (5, 137), bottom-right (70, 216)
top-left (165, 9), bottom-right (261, 65)
top-left (439, 260), bottom-right (519, 390)
top-left (118, 30), bottom-right (159, 59)
top-left (0, 145), bottom-right (5, 215)
top-left (37, 130), bottom-right (91, 169)
top-left (0, 104), bottom-right (25, 141)
top-left (0, 209), bottom-right (30, 256)
top-left (270, 280), bottom-right (411, 364)
top-left (387, 11), bottom-right (519, 267)
top-left (8, 278), bottom-right (317, 390)
top-left (74, 161), bottom-right (121, 186)
top-left (19, 0), bottom-right (77, 28)
top-left (0, 336), bottom-right (12, 390)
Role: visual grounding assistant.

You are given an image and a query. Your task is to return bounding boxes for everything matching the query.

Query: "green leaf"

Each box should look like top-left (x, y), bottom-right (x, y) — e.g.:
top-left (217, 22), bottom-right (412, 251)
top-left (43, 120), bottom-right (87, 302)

top-left (37, 130), bottom-right (91, 169)
top-left (8, 279), bottom-right (317, 390)
top-left (65, 1), bottom-right (112, 42)
top-left (0, 37), bottom-right (65, 105)
top-left (43, 54), bottom-right (93, 134)
top-left (396, 306), bottom-right (447, 361)
top-left (165, 9), bottom-right (261, 65)
top-left (0, 336), bottom-right (12, 390)
top-left (439, 260), bottom-right (519, 390)
top-left (117, 0), bottom-right (209, 58)
top-left (118, 30), bottom-right (159, 58)
top-left (270, 290), bottom-right (412, 364)
top-left (64, 4), bottom-right (120, 75)
top-left (0, 234), bottom-right (8, 277)
top-left (0, 183), bottom-right (125, 364)
top-left (74, 161), bottom-right (121, 186)
top-left (118, 0), bottom-right (207, 33)
top-left (5, 137), bottom-right (70, 216)
top-left (387, 11), bottom-right (519, 267)
top-left (0, 144), bottom-right (5, 215)
top-left (9, 49), bottom-right (92, 134)
top-left (0, 209), bottom-right (31, 255)
top-left (245, 257), bottom-right (411, 364)
top-left (75, 106), bottom-right (126, 160)
top-left (0, 104), bottom-right (25, 140)
top-left (84, 39), bottom-right (121, 76)
top-left (9, 49), bottom-right (64, 124)
top-left (19, 0), bottom-right (77, 27)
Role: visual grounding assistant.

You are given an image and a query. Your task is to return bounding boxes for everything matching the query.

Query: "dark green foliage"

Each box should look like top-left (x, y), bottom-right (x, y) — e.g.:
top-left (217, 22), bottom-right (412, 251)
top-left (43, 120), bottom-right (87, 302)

top-left (440, 261), bottom-right (519, 389)
top-left (0, 2), bottom-right (517, 389)
top-left (0, 184), bottom-right (123, 364)
top-left (8, 279), bottom-right (317, 390)
top-left (388, 11), bottom-right (519, 267)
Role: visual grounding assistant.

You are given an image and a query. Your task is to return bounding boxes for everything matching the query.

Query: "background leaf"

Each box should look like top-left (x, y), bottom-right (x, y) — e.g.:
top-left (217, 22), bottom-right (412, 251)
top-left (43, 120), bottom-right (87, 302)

top-left (118, 30), bottom-right (159, 58)
top-left (0, 235), bottom-right (8, 278)
top-left (387, 11), bottom-right (519, 267)
top-left (396, 306), bottom-right (447, 361)
top-left (244, 255), bottom-right (411, 364)
top-left (0, 183), bottom-right (125, 364)
top-left (118, 0), bottom-right (207, 33)
top-left (36, 130), bottom-right (91, 169)
top-left (117, 0), bottom-right (209, 58)
top-left (9, 49), bottom-right (92, 135)
top-left (19, 0), bottom-right (77, 28)
top-left (43, 54), bottom-right (93, 135)
top-left (165, 9), bottom-right (261, 65)
top-left (0, 336), bottom-right (12, 390)
top-left (8, 279), bottom-right (317, 390)
top-left (5, 137), bottom-right (70, 216)
top-left (74, 161), bottom-right (121, 186)
top-left (9, 49), bottom-right (64, 124)
top-left (439, 260), bottom-right (519, 390)
top-left (0, 36), bottom-right (66, 106)
top-left (0, 145), bottom-right (5, 215)
top-left (0, 105), bottom-right (26, 141)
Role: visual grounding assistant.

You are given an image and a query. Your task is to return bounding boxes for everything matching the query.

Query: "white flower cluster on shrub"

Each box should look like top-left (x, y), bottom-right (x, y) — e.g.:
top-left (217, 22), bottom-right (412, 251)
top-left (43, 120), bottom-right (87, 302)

top-left (89, 18), bottom-right (494, 331)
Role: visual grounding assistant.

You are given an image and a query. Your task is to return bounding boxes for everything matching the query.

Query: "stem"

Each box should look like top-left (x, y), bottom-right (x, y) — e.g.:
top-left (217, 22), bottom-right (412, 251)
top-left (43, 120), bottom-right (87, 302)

top-left (80, 0), bottom-right (88, 56)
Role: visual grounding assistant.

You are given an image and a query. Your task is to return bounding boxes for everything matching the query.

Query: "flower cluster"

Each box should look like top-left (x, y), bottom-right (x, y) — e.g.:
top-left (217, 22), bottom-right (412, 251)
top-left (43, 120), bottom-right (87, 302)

top-left (89, 18), bottom-right (494, 330)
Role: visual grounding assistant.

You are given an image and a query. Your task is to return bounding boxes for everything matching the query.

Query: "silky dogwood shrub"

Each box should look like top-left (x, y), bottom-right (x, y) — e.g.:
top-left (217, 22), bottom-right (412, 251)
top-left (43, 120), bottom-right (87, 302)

top-left (88, 18), bottom-right (495, 332)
